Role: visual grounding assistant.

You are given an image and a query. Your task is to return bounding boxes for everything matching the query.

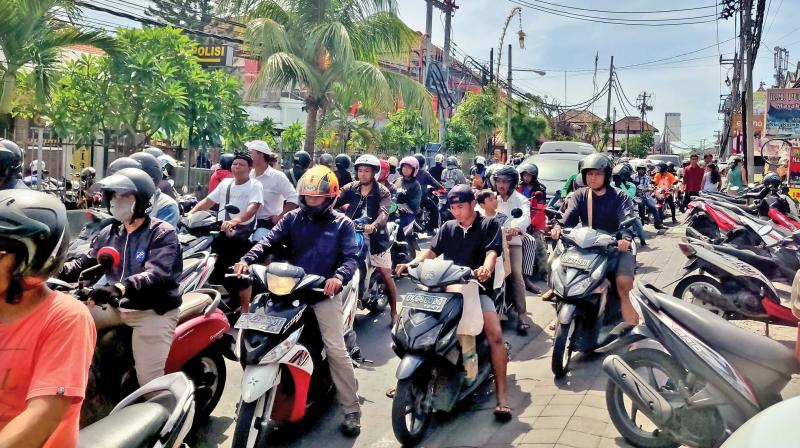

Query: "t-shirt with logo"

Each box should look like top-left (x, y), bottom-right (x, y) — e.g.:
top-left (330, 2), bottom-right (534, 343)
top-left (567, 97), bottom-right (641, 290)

top-left (208, 177), bottom-right (263, 224)
top-left (0, 291), bottom-right (96, 448)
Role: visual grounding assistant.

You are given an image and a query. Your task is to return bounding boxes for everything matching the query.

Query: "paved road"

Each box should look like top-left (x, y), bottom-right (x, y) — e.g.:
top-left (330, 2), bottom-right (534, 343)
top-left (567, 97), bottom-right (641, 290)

top-left (190, 222), bottom-right (799, 448)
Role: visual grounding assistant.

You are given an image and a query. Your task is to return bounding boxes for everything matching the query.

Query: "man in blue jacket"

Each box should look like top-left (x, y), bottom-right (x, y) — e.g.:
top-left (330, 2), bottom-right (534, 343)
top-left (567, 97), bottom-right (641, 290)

top-left (232, 165), bottom-right (362, 437)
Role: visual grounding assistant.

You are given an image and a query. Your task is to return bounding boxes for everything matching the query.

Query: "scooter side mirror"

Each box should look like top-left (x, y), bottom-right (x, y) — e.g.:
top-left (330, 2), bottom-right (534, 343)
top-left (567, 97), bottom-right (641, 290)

top-left (96, 246), bottom-right (121, 269)
top-left (757, 225), bottom-right (773, 236)
top-left (224, 204), bottom-right (241, 215)
top-left (511, 208), bottom-right (523, 218)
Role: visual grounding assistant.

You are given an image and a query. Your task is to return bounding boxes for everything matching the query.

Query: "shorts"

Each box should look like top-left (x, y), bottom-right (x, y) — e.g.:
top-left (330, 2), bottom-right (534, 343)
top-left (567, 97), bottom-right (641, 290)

top-left (369, 249), bottom-right (392, 269)
top-left (609, 250), bottom-right (636, 277)
top-left (480, 294), bottom-right (495, 313)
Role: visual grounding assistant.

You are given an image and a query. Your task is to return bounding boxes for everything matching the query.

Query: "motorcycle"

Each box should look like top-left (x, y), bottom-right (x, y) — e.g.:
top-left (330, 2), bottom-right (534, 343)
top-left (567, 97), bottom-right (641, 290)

top-left (230, 262), bottom-right (359, 447)
top-left (390, 259), bottom-right (494, 446)
top-left (49, 247), bottom-right (229, 426)
top-left (548, 218), bottom-right (637, 379)
top-left (67, 208), bottom-right (114, 261)
top-left (353, 217), bottom-right (392, 315)
top-left (78, 372), bottom-right (195, 448)
top-left (602, 281), bottom-right (799, 447)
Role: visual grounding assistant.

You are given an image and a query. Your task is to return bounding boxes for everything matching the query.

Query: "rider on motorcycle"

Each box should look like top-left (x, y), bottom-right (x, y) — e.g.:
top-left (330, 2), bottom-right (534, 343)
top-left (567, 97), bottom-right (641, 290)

top-left (233, 165), bottom-right (363, 437)
top-left (632, 163), bottom-right (665, 230)
top-left (285, 150), bottom-right (312, 187)
top-left (0, 139), bottom-right (26, 190)
top-left (394, 156), bottom-right (423, 245)
top-left (653, 162), bottom-right (678, 223)
top-left (209, 152), bottom-right (235, 193)
top-left (156, 154), bottom-right (179, 199)
top-left (59, 168), bottom-right (183, 387)
top-left (0, 190), bottom-right (96, 448)
top-left (337, 154), bottom-right (399, 323)
top-left (441, 156), bottom-right (468, 189)
top-left (552, 153), bottom-right (639, 327)
top-left (430, 153), bottom-right (445, 182)
top-left (130, 152), bottom-right (181, 228)
top-left (386, 156), bottom-right (400, 184)
top-left (395, 185), bottom-right (512, 421)
top-left (413, 153), bottom-right (444, 232)
top-left (334, 153), bottom-right (354, 186)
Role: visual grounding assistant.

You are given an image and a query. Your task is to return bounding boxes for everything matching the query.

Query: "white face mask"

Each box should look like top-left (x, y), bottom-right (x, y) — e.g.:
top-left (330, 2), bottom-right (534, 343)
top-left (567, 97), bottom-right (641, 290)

top-left (110, 196), bottom-right (135, 224)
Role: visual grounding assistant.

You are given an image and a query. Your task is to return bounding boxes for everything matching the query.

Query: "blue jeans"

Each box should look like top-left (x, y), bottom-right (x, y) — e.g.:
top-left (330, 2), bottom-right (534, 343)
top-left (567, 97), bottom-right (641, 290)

top-left (632, 217), bottom-right (647, 244)
top-left (638, 196), bottom-right (662, 227)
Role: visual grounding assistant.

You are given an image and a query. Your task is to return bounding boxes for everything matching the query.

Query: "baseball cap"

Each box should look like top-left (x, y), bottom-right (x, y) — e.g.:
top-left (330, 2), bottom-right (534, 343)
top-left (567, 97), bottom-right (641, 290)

top-left (447, 184), bottom-right (475, 205)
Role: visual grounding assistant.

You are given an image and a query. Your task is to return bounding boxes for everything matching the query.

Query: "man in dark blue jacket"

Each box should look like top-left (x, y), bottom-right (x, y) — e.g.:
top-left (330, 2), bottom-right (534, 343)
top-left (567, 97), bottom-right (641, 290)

top-left (59, 167), bottom-right (182, 387)
top-left (232, 165), bottom-right (362, 437)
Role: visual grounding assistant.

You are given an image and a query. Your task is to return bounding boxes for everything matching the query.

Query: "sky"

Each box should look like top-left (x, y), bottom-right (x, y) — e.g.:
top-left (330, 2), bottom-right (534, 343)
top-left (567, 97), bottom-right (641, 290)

top-left (396, 0), bottom-right (797, 149)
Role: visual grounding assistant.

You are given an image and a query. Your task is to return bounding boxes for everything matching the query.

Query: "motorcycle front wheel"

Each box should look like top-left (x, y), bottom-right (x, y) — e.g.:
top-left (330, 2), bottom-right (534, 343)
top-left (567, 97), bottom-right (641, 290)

top-left (391, 376), bottom-right (434, 446)
top-left (367, 273), bottom-right (389, 314)
top-left (232, 388), bottom-right (276, 448)
top-left (551, 319), bottom-right (575, 379)
top-left (672, 275), bottom-right (724, 316)
top-left (184, 349), bottom-right (227, 422)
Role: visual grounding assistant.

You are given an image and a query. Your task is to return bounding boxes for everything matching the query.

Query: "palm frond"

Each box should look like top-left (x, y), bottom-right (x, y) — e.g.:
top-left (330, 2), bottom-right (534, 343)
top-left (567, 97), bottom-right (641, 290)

top-left (246, 17), bottom-right (291, 60)
top-left (247, 51), bottom-right (322, 99)
top-left (333, 60), bottom-right (391, 110)
top-left (303, 21), bottom-right (354, 70)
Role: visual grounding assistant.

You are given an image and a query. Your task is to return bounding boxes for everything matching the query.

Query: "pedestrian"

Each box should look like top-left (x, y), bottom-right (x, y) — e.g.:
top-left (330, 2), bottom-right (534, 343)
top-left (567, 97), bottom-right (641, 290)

top-left (682, 154), bottom-right (704, 211)
top-left (209, 153), bottom-right (234, 193)
top-left (727, 156), bottom-right (745, 192)
top-left (247, 140), bottom-right (299, 241)
top-left (702, 163), bottom-right (722, 193)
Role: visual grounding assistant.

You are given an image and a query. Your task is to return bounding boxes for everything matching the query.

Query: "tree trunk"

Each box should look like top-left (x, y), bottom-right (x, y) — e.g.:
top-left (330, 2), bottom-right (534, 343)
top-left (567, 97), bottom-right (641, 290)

top-left (0, 68), bottom-right (19, 115)
top-left (304, 102), bottom-right (319, 159)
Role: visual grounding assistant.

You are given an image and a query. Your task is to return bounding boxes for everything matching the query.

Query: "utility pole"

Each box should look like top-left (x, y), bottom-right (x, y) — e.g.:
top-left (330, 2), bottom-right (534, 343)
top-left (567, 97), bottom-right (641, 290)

top-left (626, 120), bottom-right (630, 154)
top-left (564, 71), bottom-right (567, 106)
top-left (423, 0), bottom-right (433, 88)
top-left (487, 47), bottom-right (494, 158)
top-left (774, 46), bottom-right (789, 87)
top-left (637, 92), bottom-right (652, 152)
top-left (603, 56), bottom-right (614, 148)
top-left (506, 43), bottom-right (513, 154)
top-left (439, 1), bottom-right (453, 145)
top-left (742, 0), bottom-right (754, 182)
top-left (612, 107), bottom-right (616, 150)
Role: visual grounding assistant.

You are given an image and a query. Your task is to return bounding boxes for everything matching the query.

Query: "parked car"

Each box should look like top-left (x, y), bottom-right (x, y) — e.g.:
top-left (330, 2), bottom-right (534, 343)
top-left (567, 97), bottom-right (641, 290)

top-left (538, 141), bottom-right (596, 155)
top-left (522, 153), bottom-right (586, 201)
top-left (646, 154), bottom-right (681, 167)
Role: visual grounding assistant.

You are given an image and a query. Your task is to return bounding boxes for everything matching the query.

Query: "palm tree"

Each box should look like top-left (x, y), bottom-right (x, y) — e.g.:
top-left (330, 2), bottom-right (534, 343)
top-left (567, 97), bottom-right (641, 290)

top-left (0, 0), bottom-right (115, 114)
top-left (225, 0), bottom-right (433, 158)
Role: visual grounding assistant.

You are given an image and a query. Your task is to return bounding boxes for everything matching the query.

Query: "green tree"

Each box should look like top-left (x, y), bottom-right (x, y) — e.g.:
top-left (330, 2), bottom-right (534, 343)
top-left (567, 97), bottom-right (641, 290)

top-left (622, 135), bottom-right (648, 158)
top-left (50, 55), bottom-right (115, 145)
top-left (0, 0), bottom-right (115, 114)
top-left (243, 117), bottom-right (278, 148)
top-left (452, 90), bottom-right (498, 148)
top-left (378, 108), bottom-right (428, 154)
top-left (639, 131), bottom-right (654, 152)
top-left (146, 0), bottom-right (214, 30)
top-left (234, 0), bottom-right (433, 157)
top-left (281, 121), bottom-right (305, 153)
top-left (445, 117), bottom-right (476, 154)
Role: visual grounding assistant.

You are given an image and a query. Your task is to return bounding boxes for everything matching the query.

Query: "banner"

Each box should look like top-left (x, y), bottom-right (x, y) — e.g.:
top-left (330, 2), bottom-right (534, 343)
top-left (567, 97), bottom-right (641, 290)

top-left (196, 45), bottom-right (233, 67)
top-left (753, 89), bottom-right (767, 116)
top-left (766, 88), bottom-right (800, 137)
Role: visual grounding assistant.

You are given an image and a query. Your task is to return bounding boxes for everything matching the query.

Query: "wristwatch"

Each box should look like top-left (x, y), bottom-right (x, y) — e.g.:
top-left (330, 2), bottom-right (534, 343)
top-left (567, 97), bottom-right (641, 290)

top-left (114, 282), bottom-right (126, 296)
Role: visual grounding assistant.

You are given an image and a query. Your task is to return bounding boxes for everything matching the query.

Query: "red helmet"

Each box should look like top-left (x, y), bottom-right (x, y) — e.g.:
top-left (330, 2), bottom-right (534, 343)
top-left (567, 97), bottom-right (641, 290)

top-left (378, 159), bottom-right (390, 182)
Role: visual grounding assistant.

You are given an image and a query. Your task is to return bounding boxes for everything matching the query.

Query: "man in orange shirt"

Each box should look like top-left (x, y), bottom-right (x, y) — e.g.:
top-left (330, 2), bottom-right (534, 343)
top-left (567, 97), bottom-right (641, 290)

top-left (0, 190), bottom-right (96, 448)
top-left (653, 162), bottom-right (678, 223)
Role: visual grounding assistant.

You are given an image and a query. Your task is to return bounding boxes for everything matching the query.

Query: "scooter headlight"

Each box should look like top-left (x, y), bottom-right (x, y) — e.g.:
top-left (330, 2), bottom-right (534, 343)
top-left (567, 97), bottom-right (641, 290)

top-left (569, 276), bottom-right (595, 296)
top-left (436, 325), bottom-right (457, 351)
top-left (415, 324), bottom-right (443, 350)
top-left (266, 273), bottom-right (298, 296)
top-left (260, 326), bottom-right (304, 365)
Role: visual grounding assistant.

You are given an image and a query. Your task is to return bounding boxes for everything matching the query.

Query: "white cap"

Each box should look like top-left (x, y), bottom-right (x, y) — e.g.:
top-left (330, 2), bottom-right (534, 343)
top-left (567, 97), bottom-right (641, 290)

top-left (30, 160), bottom-right (46, 172)
top-left (245, 140), bottom-right (273, 155)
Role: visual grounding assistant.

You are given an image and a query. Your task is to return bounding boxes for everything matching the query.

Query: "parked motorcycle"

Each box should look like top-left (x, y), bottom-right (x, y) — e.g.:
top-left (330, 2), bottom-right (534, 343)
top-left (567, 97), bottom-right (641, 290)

top-left (602, 281), bottom-right (799, 447)
top-left (78, 372), bottom-right (195, 448)
top-left (390, 259), bottom-right (493, 446)
top-left (548, 218), bottom-right (637, 379)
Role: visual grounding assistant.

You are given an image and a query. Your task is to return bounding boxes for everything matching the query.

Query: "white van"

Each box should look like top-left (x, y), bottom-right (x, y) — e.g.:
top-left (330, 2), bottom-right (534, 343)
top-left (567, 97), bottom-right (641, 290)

top-left (538, 141), bottom-right (596, 155)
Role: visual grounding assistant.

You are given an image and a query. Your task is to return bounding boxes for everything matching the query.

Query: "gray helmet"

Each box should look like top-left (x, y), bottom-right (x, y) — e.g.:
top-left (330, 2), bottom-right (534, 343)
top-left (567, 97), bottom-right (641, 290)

top-left (0, 190), bottom-right (68, 287)
top-left (414, 153), bottom-right (426, 169)
top-left (80, 167), bottom-right (96, 181)
top-left (319, 153), bottom-right (334, 168)
top-left (143, 146), bottom-right (164, 158)
top-left (446, 156), bottom-right (459, 168)
top-left (763, 172), bottom-right (782, 190)
top-left (96, 167), bottom-right (156, 219)
top-left (107, 157), bottom-right (142, 176)
top-left (130, 152), bottom-right (164, 186)
top-left (581, 153), bottom-right (613, 187)
top-left (0, 139), bottom-right (23, 183)
top-left (518, 163), bottom-right (538, 178)
top-left (491, 165), bottom-right (520, 191)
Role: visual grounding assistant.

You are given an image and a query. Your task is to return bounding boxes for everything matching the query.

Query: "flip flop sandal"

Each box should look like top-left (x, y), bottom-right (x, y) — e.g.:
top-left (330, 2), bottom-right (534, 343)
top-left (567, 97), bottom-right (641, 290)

top-left (386, 387), bottom-right (396, 399)
top-left (516, 322), bottom-right (530, 335)
top-left (494, 404), bottom-right (513, 422)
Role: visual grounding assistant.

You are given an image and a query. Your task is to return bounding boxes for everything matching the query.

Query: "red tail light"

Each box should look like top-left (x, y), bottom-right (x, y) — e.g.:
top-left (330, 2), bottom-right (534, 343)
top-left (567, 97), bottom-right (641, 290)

top-left (678, 242), bottom-right (696, 257)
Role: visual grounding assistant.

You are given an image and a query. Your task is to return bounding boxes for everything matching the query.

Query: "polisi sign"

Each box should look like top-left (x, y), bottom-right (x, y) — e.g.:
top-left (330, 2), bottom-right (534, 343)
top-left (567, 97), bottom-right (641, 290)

top-left (196, 45), bottom-right (233, 67)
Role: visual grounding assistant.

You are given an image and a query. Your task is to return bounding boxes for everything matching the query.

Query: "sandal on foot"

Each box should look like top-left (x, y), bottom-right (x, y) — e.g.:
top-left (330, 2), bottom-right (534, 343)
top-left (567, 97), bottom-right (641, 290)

top-left (494, 404), bottom-right (513, 422)
top-left (385, 387), bottom-right (396, 399)
top-left (516, 322), bottom-right (530, 335)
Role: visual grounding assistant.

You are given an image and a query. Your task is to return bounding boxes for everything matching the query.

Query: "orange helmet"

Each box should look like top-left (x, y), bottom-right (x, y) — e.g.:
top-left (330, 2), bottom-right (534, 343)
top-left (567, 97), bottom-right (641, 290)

top-left (296, 165), bottom-right (340, 218)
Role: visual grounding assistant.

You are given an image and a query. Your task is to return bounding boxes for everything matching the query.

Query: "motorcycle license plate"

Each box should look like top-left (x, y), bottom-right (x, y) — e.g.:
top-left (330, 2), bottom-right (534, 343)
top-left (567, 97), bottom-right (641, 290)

top-left (560, 254), bottom-right (591, 270)
top-left (235, 313), bottom-right (286, 334)
top-left (402, 293), bottom-right (448, 313)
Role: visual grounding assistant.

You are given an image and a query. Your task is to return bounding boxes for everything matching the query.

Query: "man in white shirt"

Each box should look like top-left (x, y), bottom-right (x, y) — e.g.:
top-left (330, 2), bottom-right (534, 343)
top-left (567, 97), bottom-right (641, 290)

top-left (246, 140), bottom-right (299, 241)
top-left (190, 153), bottom-right (262, 310)
top-left (490, 166), bottom-right (532, 335)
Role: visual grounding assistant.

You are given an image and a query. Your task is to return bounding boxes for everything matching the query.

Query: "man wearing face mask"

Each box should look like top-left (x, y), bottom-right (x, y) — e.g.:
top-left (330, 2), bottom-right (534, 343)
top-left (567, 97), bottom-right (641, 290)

top-left (59, 168), bottom-right (183, 388)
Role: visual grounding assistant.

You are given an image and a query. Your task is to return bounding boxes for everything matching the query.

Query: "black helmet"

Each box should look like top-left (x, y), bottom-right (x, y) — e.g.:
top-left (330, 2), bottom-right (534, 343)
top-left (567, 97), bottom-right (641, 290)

top-left (0, 139), bottom-right (23, 183)
top-left (219, 152), bottom-right (235, 171)
top-left (763, 172), bottom-right (782, 190)
top-left (334, 153), bottom-right (351, 170)
top-left (319, 153), bottom-right (334, 168)
top-left (612, 163), bottom-right (632, 179)
top-left (657, 161), bottom-right (668, 173)
top-left (294, 150), bottom-right (311, 169)
top-left (143, 146), bottom-right (164, 158)
top-left (666, 161), bottom-right (676, 171)
top-left (581, 153), bottom-right (613, 187)
top-left (80, 167), bottom-right (96, 181)
top-left (491, 165), bottom-right (520, 191)
top-left (96, 167), bottom-right (156, 219)
top-left (414, 153), bottom-right (426, 169)
top-left (518, 163), bottom-right (538, 179)
top-left (106, 157), bottom-right (142, 176)
top-left (0, 190), bottom-right (68, 287)
top-left (130, 152), bottom-right (164, 186)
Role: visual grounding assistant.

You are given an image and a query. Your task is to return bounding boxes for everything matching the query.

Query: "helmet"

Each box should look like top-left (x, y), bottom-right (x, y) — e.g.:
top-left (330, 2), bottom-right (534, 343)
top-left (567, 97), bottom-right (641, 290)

top-left (484, 163), bottom-right (505, 190)
top-left (387, 156), bottom-right (398, 167)
top-left (130, 152), bottom-right (164, 186)
top-left (666, 161), bottom-right (676, 171)
top-left (30, 160), bottom-right (46, 173)
top-left (354, 154), bottom-right (381, 181)
top-left (518, 163), bottom-right (538, 178)
top-left (414, 153), bottom-right (426, 169)
top-left (296, 165), bottom-right (340, 219)
top-left (474, 156), bottom-right (486, 166)
top-left (143, 146), bottom-right (164, 158)
top-left (95, 167), bottom-right (156, 219)
top-left (763, 172), bottom-right (782, 190)
top-left (581, 153), bottom-right (613, 187)
top-left (157, 154), bottom-right (178, 178)
top-left (446, 156), bottom-right (459, 168)
top-left (0, 139), bottom-right (23, 182)
top-left (319, 153), bottom-right (334, 168)
top-left (378, 159), bottom-right (390, 183)
top-left (612, 163), bottom-right (632, 181)
top-left (656, 161), bottom-right (667, 173)
top-left (294, 150), bottom-right (311, 169)
top-left (434, 153), bottom-right (445, 164)
top-left (0, 190), bottom-right (68, 282)
top-left (80, 167), bottom-right (96, 181)
top-left (219, 153), bottom-right (235, 171)
top-left (491, 165), bottom-right (520, 191)
top-left (399, 156), bottom-right (419, 177)
top-left (335, 154), bottom-right (351, 170)
top-left (106, 157), bottom-right (142, 176)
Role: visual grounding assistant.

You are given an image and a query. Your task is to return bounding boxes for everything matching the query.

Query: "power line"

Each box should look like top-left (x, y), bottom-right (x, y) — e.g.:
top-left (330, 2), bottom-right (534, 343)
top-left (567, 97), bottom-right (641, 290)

top-left (513, 0), bottom-right (717, 15)
top-left (508, 0), bottom-right (718, 26)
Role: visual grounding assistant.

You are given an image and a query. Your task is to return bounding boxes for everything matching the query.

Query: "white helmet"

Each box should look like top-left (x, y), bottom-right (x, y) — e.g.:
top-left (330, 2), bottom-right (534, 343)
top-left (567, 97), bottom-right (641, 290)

top-left (474, 156), bottom-right (486, 166)
top-left (387, 156), bottom-right (398, 167)
top-left (30, 160), bottom-right (46, 173)
top-left (157, 154), bottom-right (178, 169)
top-left (354, 154), bottom-right (381, 181)
top-left (434, 153), bottom-right (445, 164)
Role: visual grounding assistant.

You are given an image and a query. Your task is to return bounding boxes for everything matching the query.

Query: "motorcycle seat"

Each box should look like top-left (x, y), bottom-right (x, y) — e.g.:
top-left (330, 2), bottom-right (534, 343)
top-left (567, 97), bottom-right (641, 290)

top-left (639, 285), bottom-right (799, 376)
top-left (78, 402), bottom-right (169, 448)
top-left (178, 291), bottom-right (212, 324)
top-left (710, 245), bottom-right (778, 272)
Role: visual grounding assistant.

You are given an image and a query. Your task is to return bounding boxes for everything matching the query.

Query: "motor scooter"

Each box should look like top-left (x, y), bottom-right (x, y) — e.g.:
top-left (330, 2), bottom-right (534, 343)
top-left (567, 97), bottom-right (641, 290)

top-left (78, 372), bottom-right (195, 448)
top-left (353, 217), bottom-right (390, 314)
